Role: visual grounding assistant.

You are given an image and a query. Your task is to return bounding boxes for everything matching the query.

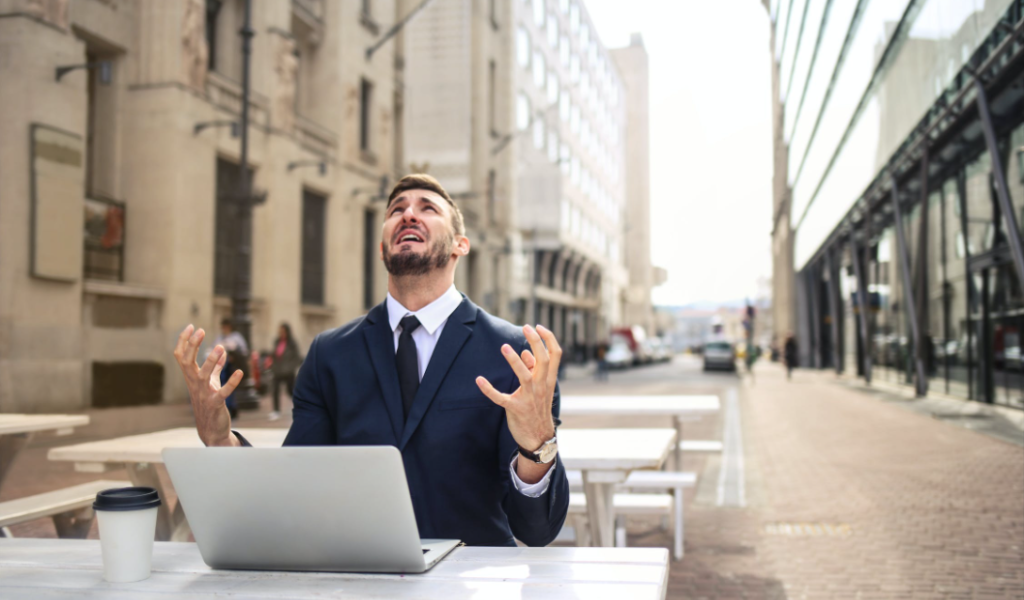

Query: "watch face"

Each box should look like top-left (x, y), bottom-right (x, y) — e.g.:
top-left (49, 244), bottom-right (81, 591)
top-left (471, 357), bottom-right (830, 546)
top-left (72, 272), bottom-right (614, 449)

top-left (537, 441), bottom-right (559, 464)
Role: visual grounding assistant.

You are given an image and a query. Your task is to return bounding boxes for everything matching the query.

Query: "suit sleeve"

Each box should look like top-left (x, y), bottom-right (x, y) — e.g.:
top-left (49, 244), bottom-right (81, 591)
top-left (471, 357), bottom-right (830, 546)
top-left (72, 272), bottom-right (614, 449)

top-left (283, 333), bottom-right (336, 445)
top-left (500, 340), bottom-right (570, 547)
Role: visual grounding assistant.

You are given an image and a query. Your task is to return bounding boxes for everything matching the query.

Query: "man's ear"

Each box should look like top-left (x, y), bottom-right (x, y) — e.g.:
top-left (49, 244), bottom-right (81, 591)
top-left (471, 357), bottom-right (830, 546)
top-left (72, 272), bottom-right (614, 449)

top-left (379, 241), bottom-right (384, 261)
top-left (456, 235), bottom-right (471, 256)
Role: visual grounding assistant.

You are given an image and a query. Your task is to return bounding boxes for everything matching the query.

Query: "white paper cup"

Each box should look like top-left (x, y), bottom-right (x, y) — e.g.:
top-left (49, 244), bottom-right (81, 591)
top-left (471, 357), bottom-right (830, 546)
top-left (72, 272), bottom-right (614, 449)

top-left (93, 487), bottom-right (161, 583)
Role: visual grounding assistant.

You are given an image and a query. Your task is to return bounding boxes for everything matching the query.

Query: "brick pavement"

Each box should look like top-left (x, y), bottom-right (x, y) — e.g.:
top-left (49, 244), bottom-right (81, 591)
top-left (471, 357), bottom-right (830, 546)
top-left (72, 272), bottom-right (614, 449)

top-left (2, 357), bottom-right (1023, 599)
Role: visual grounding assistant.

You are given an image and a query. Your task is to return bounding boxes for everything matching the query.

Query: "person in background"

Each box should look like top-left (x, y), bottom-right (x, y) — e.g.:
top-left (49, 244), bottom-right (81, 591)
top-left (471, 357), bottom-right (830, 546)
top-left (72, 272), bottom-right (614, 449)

top-left (595, 341), bottom-right (609, 382)
top-left (270, 322), bottom-right (303, 421)
top-left (784, 334), bottom-right (798, 381)
top-left (210, 318), bottom-right (249, 419)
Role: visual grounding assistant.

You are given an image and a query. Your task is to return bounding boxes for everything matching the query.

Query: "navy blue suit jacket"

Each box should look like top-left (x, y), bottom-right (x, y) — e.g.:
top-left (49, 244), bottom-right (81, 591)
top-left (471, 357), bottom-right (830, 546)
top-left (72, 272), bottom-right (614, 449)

top-left (259, 296), bottom-right (569, 547)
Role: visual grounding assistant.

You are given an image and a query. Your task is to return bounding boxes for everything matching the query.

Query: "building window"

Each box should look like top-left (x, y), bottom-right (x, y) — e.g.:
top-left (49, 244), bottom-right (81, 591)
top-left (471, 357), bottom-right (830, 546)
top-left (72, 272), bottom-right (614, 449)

top-left (548, 130), bottom-right (559, 163)
top-left (532, 0), bottom-right (545, 27)
top-left (301, 189), bottom-right (327, 306)
top-left (364, 208), bottom-right (377, 310)
top-left (517, 28), bottom-right (531, 68)
top-left (570, 53), bottom-right (579, 82)
top-left (359, 78), bottom-right (373, 154)
top-left (489, 60), bottom-right (498, 136)
top-left (84, 197), bottom-right (125, 282)
top-left (580, 22), bottom-right (589, 47)
top-left (547, 14), bottom-right (558, 47)
top-left (533, 117), bottom-right (545, 150)
top-left (205, 0), bottom-right (222, 71)
top-left (532, 50), bottom-right (546, 88)
top-left (569, 1), bottom-right (579, 31)
top-left (546, 70), bottom-right (558, 105)
top-left (516, 93), bottom-right (531, 130)
top-left (490, 0), bottom-right (500, 29)
top-left (559, 89), bottom-right (569, 122)
top-left (214, 158), bottom-right (251, 296)
top-left (559, 35), bottom-right (569, 67)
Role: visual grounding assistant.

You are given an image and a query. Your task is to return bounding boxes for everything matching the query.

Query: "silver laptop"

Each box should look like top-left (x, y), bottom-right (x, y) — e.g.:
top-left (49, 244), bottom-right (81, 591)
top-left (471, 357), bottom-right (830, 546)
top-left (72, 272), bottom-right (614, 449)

top-left (162, 446), bottom-right (460, 573)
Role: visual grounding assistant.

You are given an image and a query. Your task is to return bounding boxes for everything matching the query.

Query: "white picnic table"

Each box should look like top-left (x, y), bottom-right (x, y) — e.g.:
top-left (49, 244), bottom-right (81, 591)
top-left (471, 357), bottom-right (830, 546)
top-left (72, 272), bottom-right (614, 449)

top-left (0, 414), bottom-right (90, 491)
top-left (47, 427), bottom-right (286, 542)
top-left (560, 395), bottom-right (720, 469)
top-left (0, 538), bottom-right (670, 599)
top-left (557, 428), bottom-right (677, 548)
top-left (47, 425), bottom-right (676, 550)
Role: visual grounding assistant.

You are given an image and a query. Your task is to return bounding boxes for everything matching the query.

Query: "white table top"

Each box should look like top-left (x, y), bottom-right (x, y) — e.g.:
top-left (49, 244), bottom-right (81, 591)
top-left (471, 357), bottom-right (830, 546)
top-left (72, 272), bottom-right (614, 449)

top-left (47, 427), bottom-right (288, 464)
top-left (48, 425), bottom-right (677, 474)
top-left (560, 395), bottom-right (720, 417)
top-left (0, 539), bottom-right (669, 599)
top-left (557, 428), bottom-right (677, 472)
top-left (0, 414), bottom-right (89, 436)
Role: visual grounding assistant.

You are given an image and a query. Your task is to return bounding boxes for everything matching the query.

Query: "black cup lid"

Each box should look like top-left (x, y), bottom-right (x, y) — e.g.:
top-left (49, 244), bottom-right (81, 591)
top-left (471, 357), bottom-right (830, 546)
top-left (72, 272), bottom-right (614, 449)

top-left (93, 487), bottom-right (162, 511)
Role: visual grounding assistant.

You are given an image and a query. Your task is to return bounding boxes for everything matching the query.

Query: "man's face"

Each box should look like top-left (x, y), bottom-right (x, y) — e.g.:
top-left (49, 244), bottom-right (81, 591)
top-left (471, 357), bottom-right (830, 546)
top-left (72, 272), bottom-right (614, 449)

top-left (381, 189), bottom-right (462, 276)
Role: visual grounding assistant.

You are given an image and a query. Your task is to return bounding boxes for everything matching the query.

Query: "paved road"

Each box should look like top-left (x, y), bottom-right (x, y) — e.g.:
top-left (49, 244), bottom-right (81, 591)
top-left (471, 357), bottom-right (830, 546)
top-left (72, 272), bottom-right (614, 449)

top-left (5, 355), bottom-right (1023, 599)
top-left (562, 356), bottom-right (1024, 599)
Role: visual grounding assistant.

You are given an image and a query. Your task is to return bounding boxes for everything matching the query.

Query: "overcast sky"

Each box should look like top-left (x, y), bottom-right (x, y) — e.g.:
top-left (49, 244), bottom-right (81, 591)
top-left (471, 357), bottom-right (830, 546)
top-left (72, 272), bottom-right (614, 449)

top-left (584, 0), bottom-right (775, 307)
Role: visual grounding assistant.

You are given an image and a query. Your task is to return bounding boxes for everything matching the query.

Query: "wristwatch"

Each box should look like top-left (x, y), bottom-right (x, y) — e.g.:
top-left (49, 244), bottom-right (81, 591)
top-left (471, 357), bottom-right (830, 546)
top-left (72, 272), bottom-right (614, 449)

top-left (518, 434), bottom-right (559, 464)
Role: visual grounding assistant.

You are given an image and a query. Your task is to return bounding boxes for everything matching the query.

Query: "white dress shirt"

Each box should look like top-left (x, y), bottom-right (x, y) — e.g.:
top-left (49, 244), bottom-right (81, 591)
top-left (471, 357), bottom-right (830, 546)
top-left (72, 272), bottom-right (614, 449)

top-left (386, 285), bottom-right (554, 497)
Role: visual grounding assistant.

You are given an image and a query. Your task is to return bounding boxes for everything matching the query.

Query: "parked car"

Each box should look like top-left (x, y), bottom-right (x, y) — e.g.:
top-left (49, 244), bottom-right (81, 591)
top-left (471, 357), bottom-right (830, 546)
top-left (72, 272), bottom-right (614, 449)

top-left (605, 340), bottom-right (634, 369)
top-left (648, 337), bottom-right (671, 363)
top-left (610, 326), bottom-right (651, 365)
top-left (703, 340), bottom-right (737, 372)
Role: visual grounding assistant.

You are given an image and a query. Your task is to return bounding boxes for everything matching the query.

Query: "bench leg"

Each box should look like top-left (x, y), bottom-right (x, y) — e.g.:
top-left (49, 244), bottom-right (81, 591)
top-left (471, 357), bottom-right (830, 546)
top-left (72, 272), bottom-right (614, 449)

top-left (0, 433), bottom-right (31, 490)
top-left (127, 462), bottom-right (177, 541)
top-left (673, 486), bottom-right (684, 560)
top-left (570, 515), bottom-right (591, 547)
top-left (52, 507), bottom-right (95, 539)
top-left (615, 515), bottom-right (627, 548)
top-left (0, 526), bottom-right (12, 538)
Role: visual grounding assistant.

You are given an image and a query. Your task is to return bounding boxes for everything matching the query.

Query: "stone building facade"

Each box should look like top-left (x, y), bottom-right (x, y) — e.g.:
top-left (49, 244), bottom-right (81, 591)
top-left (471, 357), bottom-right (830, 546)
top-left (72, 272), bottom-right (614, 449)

top-left (0, 0), bottom-right (398, 411)
top-left (0, 0), bottom-right (654, 412)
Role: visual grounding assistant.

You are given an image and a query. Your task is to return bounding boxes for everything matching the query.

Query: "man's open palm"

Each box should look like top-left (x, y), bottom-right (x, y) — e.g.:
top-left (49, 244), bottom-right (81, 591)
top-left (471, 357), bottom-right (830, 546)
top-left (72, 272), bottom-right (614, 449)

top-left (173, 324), bottom-right (242, 447)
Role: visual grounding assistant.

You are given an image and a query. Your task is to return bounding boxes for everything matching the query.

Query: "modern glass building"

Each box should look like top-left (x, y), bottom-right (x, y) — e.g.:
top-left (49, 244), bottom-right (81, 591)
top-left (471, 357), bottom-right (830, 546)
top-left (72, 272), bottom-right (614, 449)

top-left (769, 0), bottom-right (1024, 408)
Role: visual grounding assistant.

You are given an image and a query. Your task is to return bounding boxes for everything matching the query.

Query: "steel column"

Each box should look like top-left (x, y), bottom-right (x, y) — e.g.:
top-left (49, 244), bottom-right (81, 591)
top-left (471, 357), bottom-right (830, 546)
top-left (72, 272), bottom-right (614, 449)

top-left (808, 265), bottom-right (823, 369)
top-left (825, 251), bottom-right (842, 374)
top-left (850, 239), bottom-right (873, 383)
top-left (891, 181), bottom-right (928, 396)
top-left (975, 79), bottom-right (1024, 289)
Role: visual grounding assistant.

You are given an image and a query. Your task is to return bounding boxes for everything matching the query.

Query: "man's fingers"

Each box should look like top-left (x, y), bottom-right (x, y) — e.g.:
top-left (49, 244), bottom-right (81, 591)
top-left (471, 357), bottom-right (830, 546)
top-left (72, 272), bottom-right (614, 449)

top-left (500, 344), bottom-right (534, 390)
top-left (523, 325), bottom-right (549, 384)
top-left (475, 376), bottom-right (509, 407)
top-left (173, 324), bottom-right (194, 366)
top-left (536, 325), bottom-right (562, 388)
top-left (217, 369), bottom-right (244, 400)
top-left (199, 345), bottom-right (224, 382)
top-left (210, 350), bottom-right (227, 384)
top-left (521, 349), bottom-right (536, 370)
top-left (185, 328), bottom-right (206, 367)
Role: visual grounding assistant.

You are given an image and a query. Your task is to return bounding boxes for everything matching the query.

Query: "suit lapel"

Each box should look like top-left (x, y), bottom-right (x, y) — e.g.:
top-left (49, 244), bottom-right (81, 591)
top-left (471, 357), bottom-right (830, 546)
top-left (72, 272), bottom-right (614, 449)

top-left (363, 302), bottom-right (405, 443)
top-left (399, 298), bottom-right (477, 450)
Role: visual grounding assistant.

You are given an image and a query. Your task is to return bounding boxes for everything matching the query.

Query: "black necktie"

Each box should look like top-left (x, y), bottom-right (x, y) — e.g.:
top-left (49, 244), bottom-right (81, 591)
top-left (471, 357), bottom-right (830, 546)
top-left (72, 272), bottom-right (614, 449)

top-left (396, 315), bottom-right (421, 421)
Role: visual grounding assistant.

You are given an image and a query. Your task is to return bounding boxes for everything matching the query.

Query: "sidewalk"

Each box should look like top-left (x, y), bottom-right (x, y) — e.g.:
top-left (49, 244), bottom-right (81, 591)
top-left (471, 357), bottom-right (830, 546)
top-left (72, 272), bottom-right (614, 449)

top-left (670, 365), bottom-right (1023, 599)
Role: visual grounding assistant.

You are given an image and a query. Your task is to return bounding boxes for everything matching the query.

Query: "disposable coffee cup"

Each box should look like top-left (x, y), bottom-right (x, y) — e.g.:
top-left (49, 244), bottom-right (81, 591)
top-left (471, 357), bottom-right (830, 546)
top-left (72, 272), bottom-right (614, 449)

top-left (93, 487), bottom-right (161, 583)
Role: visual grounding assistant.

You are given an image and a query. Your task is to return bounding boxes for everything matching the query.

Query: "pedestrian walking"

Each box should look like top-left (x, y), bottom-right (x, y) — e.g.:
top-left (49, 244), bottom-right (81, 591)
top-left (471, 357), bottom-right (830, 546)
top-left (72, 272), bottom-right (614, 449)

top-left (595, 341), bottom-right (609, 382)
top-left (270, 322), bottom-right (303, 421)
top-left (210, 318), bottom-right (249, 419)
top-left (784, 334), bottom-right (797, 380)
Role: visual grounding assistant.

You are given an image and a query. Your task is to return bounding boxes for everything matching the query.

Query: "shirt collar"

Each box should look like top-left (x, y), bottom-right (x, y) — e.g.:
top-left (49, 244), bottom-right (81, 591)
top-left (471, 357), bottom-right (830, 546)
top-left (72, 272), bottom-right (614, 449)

top-left (386, 284), bottom-right (463, 335)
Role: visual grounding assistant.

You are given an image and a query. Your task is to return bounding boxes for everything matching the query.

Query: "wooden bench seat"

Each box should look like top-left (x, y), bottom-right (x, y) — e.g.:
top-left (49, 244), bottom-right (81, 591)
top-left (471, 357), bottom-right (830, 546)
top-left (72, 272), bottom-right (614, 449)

top-left (0, 480), bottom-right (130, 538)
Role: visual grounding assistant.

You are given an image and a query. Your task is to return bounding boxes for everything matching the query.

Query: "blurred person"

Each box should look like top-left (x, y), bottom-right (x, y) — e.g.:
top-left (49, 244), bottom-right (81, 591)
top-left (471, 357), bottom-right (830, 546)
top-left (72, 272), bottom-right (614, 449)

top-left (173, 174), bottom-right (569, 547)
top-left (784, 334), bottom-right (798, 380)
top-left (269, 322), bottom-right (303, 421)
top-left (595, 341), bottom-right (609, 382)
top-left (208, 318), bottom-right (249, 419)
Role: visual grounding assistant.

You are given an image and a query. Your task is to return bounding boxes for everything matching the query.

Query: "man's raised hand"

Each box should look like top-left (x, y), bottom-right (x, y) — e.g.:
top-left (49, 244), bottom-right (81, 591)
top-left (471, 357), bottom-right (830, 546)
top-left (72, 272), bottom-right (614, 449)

top-left (172, 324), bottom-right (241, 447)
top-left (475, 324), bottom-right (561, 452)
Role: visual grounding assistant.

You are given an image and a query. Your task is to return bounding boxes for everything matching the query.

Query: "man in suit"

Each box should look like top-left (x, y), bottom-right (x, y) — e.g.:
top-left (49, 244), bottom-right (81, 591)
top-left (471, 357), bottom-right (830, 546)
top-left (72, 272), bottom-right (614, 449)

top-left (173, 174), bottom-right (569, 547)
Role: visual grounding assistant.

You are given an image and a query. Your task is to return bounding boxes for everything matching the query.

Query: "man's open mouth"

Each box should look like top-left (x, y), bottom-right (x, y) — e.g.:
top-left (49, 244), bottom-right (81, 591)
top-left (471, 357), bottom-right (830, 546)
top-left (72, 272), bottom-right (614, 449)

top-left (396, 229), bottom-right (425, 244)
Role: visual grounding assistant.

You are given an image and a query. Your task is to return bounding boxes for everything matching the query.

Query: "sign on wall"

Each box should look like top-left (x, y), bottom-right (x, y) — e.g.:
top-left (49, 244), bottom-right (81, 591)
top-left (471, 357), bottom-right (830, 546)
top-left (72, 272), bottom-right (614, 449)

top-left (31, 124), bottom-right (84, 282)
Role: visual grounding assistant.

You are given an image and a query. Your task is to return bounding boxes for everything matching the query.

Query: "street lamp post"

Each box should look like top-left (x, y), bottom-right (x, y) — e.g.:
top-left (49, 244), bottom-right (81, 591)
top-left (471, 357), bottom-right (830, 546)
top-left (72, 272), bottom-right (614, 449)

top-left (231, 0), bottom-right (259, 410)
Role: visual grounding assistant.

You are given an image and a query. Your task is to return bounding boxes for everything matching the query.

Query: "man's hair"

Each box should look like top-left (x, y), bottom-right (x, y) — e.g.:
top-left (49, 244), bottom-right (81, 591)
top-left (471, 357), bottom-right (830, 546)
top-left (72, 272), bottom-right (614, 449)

top-left (386, 174), bottom-right (466, 237)
top-left (220, 317), bottom-right (232, 328)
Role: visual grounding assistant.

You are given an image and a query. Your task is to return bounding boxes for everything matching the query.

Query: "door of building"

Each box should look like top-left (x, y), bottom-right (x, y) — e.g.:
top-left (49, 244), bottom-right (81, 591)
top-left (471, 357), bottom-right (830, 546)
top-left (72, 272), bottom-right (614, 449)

top-left (967, 248), bottom-right (1024, 408)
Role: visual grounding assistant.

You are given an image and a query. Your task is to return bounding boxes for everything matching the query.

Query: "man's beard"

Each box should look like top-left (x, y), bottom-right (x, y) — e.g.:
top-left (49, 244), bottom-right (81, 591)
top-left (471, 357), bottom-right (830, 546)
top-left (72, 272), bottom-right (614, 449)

top-left (383, 233), bottom-right (454, 276)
